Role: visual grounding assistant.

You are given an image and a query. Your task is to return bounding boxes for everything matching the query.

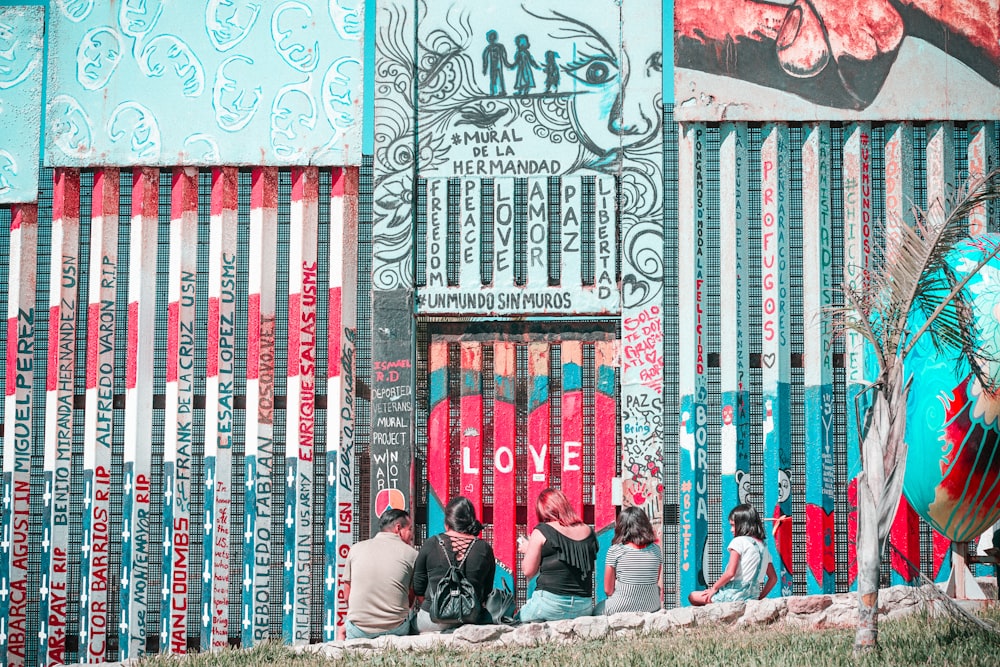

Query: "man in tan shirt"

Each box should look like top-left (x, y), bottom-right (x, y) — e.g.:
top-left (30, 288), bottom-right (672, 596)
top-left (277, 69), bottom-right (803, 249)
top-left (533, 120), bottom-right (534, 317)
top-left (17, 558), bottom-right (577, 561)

top-left (340, 508), bottom-right (418, 639)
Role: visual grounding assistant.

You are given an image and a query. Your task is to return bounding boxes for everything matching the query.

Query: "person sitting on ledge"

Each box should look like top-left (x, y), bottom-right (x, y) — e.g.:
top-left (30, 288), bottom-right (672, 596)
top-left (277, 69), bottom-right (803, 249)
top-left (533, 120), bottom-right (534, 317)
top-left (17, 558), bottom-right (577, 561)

top-left (517, 487), bottom-right (598, 622)
top-left (339, 508), bottom-right (418, 639)
top-left (688, 503), bottom-right (777, 605)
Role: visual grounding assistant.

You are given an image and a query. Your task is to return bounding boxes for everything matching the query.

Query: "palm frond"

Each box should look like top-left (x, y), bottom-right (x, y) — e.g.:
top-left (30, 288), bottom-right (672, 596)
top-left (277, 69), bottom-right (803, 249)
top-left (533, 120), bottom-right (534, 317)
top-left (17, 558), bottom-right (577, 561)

top-left (832, 169), bottom-right (1000, 390)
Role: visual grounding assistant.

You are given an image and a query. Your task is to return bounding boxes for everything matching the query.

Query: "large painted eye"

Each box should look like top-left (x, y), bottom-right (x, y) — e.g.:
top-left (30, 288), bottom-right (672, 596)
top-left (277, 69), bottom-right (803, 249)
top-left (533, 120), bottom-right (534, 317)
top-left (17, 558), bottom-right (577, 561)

top-left (565, 55), bottom-right (617, 86)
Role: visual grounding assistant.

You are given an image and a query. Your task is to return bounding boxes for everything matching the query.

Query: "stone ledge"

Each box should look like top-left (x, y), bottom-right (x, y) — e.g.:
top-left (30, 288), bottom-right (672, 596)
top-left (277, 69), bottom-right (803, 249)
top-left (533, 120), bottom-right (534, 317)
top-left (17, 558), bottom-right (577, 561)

top-left (65, 584), bottom-right (999, 666)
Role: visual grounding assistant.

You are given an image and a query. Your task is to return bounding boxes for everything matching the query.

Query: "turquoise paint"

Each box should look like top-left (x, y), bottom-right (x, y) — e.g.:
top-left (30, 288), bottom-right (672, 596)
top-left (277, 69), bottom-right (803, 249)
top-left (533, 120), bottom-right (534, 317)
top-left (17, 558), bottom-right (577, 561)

top-left (44, 1), bottom-right (363, 166)
top-left (0, 5), bottom-right (44, 203)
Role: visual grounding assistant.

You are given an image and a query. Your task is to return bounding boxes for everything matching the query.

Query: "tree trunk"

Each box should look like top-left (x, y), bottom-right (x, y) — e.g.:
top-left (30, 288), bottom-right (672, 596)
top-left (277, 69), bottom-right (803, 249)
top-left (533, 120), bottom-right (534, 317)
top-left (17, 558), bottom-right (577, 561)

top-left (853, 369), bottom-right (908, 654)
top-left (854, 470), bottom-right (881, 652)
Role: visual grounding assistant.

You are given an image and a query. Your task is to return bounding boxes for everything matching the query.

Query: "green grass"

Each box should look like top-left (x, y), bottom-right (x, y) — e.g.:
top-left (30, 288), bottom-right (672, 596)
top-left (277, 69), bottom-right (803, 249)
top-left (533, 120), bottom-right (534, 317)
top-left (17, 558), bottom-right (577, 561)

top-left (141, 610), bottom-right (1000, 667)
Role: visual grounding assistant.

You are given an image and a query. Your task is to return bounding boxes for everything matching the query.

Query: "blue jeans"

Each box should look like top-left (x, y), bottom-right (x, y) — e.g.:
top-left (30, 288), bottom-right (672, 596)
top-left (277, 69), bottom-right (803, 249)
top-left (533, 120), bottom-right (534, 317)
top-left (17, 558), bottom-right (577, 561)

top-left (344, 614), bottom-right (413, 639)
top-left (518, 589), bottom-right (593, 623)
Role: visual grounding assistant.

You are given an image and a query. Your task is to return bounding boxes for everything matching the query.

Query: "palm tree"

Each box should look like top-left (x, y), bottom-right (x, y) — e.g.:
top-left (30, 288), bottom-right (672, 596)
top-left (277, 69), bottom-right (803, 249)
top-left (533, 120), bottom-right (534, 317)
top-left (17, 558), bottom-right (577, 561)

top-left (833, 168), bottom-right (1000, 653)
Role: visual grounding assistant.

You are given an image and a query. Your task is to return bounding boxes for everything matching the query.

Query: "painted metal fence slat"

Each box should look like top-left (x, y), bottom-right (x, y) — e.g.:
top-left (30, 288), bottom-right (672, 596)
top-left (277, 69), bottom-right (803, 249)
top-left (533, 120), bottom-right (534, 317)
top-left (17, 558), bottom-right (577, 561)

top-left (801, 124), bottom-right (836, 594)
top-left (882, 126), bottom-right (922, 586)
top-left (3, 204), bottom-right (38, 667)
top-left (760, 124), bottom-right (792, 596)
top-left (968, 122), bottom-right (997, 235)
top-left (286, 167), bottom-right (319, 644)
top-left (526, 342), bottom-right (551, 535)
top-left (164, 167), bottom-right (198, 654)
top-left (457, 179), bottom-right (482, 290)
top-left (427, 342), bottom-right (450, 537)
top-left (677, 122), bottom-right (708, 600)
top-left (80, 169), bottom-right (119, 663)
top-left (245, 167), bottom-right (279, 646)
top-left (719, 124), bottom-right (750, 553)
top-left (122, 167), bottom-right (159, 660)
top-left (329, 167), bottom-right (357, 641)
top-left (491, 342), bottom-right (518, 581)
top-left (842, 123), bottom-right (873, 589)
top-left (459, 343), bottom-right (484, 516)
top-left (560, 341), bottom-right (584, 519)
top-left (208, 167), bottom-right (239, 649)
top-left (43, 169), bottom-right (81, 665)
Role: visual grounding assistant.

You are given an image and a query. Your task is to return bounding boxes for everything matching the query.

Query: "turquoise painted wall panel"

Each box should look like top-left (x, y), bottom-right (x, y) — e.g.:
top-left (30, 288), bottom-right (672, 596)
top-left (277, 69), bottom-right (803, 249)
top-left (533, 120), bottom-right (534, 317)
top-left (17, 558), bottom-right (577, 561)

top-left (0, 5), bottom-right (44, 203)
top-left (45, 0), bottom-right (363, 166)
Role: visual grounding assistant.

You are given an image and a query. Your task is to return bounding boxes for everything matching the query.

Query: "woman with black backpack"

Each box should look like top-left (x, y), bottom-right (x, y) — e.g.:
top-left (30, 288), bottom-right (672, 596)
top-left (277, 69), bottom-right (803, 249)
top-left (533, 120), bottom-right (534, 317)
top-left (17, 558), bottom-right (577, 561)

top-left (412, 495), bottom-right (497, 632)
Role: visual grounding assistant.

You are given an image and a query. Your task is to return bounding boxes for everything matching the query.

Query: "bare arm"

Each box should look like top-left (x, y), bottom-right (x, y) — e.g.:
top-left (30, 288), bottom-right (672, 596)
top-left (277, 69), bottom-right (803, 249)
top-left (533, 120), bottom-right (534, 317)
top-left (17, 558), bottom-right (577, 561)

top-left (758, 561), bottom-right (778, 599)
top-left (604, 563), bottom-right (616, 597)
top-left (709, 548), bottom-right (742, 596)
top-left (336, 582), bottom-right (352, 640)
top-left (519, 528), bottom-right (545, 579)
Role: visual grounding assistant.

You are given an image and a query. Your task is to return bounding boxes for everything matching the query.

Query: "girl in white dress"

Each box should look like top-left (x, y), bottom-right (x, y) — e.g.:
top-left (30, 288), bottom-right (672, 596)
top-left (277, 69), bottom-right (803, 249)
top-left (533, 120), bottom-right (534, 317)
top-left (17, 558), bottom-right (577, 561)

top-left (689, 503), bottom-right (777, 605)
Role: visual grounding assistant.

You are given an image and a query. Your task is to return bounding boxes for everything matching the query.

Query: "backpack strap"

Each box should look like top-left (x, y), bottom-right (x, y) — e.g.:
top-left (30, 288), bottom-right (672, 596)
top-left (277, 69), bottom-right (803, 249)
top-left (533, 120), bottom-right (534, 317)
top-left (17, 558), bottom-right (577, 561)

top-left (438, 535), bottom-right (456, 567)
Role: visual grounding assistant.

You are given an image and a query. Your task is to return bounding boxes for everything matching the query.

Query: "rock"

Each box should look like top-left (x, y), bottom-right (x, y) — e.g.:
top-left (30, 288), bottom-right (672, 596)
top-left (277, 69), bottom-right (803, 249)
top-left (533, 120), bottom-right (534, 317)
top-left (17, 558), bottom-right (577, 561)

top-left (548, 618), bottom-right (577, 636)
top-left (451, 624), bottom-right (510, 644)
top-left (787, 595), bottom-right (832, 616)
top-left (318, 644), bottom-right (344, 659)
top-left (698, 601), bottom-right (745, 624)
top-left (738, 597), bottom-right (786, 625)
top-left (607, 612), bottom-right (646, 630)
top-left (572, 615), bottom-right (610, 639)
top-left (506, 622), bottom-right (553, 646)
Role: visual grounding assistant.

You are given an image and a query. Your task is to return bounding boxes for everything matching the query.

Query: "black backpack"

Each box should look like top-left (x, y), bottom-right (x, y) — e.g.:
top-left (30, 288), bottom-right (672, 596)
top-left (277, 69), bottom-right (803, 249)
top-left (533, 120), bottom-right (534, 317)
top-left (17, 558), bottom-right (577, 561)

top-left (428, 536), bottom-right (479, 624)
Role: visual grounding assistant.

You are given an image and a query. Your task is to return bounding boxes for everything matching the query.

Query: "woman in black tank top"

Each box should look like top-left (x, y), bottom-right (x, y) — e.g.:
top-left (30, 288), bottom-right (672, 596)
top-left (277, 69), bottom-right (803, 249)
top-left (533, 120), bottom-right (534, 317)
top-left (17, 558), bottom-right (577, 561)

top-left (517, 488), bottom-right (598, 623)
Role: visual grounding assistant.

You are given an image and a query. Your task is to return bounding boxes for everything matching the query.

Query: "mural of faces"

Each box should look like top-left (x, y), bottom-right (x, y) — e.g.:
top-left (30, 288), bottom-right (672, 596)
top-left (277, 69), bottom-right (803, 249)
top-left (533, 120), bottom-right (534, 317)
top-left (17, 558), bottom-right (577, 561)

top-left (328, 0), bottom-right (362, 41)
top-left (0, 18), bottom-right (41, 89)
top-left (138, 35), bottom-right (205, 97)
top-left (183, 133), bottom-right (221, 161)
top-left (0, 149), bottom-right (17, 194)
top-left (272, 1), bottom-right (320, 73)
top-left (270, 80), bottom-right (316, 159)
top-left (213, 54), bottom-right (263, 131)
top-left (76, 26), bottom-right (123, 91)
top-left (108, 101), bottom-right (161, 160)
top-left (206, 0), bottom-right (262, 52)
top-left (49, 94), bottom-right (94, 158)
top-left (55, 0), bottom-right (94, 24)
top-left (322, 55), bottom-right (361, 132)
top-left (119, 0), bottom-right (164, 42)
top-left (525, 9), bottom-right (660, 160)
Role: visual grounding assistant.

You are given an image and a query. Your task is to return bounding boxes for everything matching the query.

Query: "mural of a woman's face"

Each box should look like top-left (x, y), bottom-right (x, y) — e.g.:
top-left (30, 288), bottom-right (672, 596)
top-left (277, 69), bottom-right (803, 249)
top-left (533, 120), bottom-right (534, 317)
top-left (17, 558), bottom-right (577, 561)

top-left (329, 0), bottom-right (362, 40)
top-left (139, 35), bottom-right (205, 97)
top-left (56, 0), bottom-right (94, 23)
top-left (528, 9), bottom-right (660, 162)
top-left (322, 55), bottom-right (361, 132)
top-left (271, 1), bottom-right (321, 73)
top-left (119, 0), bottom-right (164, 40)
top-left (213, 54), bottom-right (263, 131)
top-left (76, 26), bottom-right (123, 91)
top-left (0, 19), bottom-right (40, 89)
top-left (270, 82), bottom-right (316, 158)
top-left (49, 94), bottom-right (94, 157)
top-left (206, 0), bottom-right (262, 52)
top-left (0, 149), bottom-right (17, 194)
top-left (108, 101), bottom-right (161, 160)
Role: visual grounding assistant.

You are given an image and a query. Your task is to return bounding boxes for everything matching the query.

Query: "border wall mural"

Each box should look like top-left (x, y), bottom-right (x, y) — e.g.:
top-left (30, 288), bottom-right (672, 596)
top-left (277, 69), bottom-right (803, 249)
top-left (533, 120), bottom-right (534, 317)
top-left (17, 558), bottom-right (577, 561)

top-left (1, 2), bottom-right (1000, 664)
top-left (371, 0), bottom-right (666, 572)
top-left (674, 0), bottom-right (1000, 121)
top-left (0, 6), bottom-right (44, 203)
top-left (45, 1), bottom-right (364, 166)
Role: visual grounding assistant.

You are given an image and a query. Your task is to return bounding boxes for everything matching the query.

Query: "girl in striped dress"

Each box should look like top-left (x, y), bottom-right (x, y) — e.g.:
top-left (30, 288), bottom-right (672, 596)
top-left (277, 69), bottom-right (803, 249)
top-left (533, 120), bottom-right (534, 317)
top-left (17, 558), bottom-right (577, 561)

top-left (600, 507), bottom-right (663, 614)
